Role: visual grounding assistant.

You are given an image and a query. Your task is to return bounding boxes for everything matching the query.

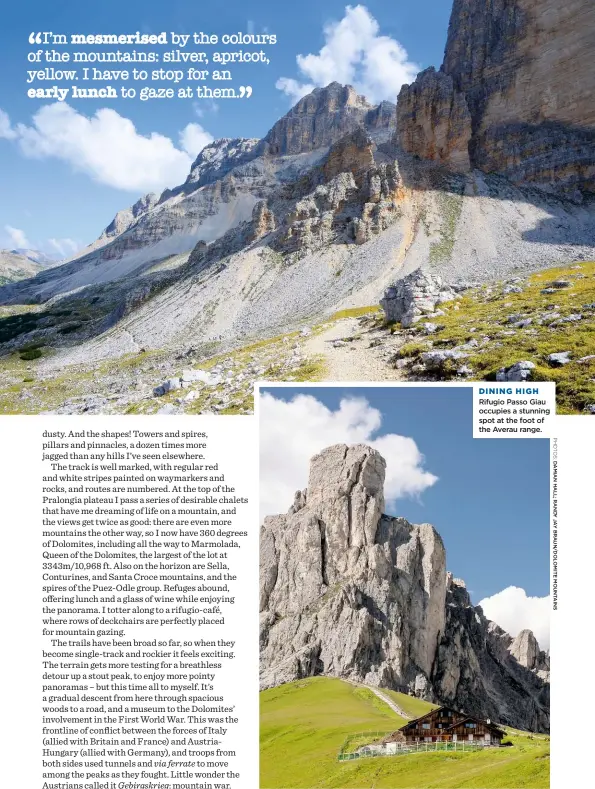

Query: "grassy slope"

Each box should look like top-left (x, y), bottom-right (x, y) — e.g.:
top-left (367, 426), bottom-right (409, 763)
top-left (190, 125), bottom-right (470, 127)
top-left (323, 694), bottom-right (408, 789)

top-left (382, 687), bottom-right (439, 718)
top-left (0, 327), bottom-right (326, 415)
top-left (260, 678), bottom-right (549, 789)
top-left (396, 261), bottom-right (595, 414)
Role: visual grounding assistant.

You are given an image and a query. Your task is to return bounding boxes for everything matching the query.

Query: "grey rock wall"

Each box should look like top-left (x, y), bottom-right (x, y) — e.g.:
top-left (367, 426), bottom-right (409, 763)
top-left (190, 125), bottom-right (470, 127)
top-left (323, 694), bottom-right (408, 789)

top-left (397, 0), bottom-right (595, 195)
top-left (260, 443), bottom-right (550, 732)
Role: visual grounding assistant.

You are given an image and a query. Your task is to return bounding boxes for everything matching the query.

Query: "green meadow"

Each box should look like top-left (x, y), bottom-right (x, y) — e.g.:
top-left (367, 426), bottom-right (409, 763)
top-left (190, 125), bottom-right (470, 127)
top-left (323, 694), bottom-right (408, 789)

top-left (260, 677), bottom-right (549, 789)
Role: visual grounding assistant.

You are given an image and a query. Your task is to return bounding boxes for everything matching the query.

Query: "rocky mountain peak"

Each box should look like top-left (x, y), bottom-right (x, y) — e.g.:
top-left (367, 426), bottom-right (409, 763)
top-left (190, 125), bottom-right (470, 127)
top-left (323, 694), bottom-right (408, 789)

top-left (305, 443), bottom-right (386, 553)
top-left (263, 82), bottom-right (394, 156)
top-left (260, 443), bottom-right (550, 731)
top-left (509, 628), bottom-right (541, 669)
top-left (184, 137), bottom-right (261, 190)
top-left (294, 82), bottom-right (372, 114)
top-left (100, 191), bottom-right (159, 242)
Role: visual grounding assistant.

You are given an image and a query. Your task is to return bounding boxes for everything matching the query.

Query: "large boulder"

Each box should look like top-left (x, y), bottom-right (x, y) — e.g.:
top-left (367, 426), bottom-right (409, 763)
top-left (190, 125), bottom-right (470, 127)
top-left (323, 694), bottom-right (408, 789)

top-left (380, 269), bottom-right (458, 326)
top-left (496, 360), bottom-right (535, 382)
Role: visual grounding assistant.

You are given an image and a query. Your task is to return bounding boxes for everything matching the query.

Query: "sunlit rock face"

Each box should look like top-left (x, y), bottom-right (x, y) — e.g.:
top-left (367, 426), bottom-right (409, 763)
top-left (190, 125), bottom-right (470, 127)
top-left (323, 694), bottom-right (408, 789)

top-left (398, 0), bottom-right (595, 196)
top-left (263, 82), bottom-right (394, 156)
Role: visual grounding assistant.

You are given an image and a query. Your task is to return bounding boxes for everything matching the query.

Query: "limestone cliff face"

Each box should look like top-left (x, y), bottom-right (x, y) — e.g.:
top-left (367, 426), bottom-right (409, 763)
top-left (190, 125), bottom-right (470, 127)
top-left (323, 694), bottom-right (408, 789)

top-left (397, 0), bottom-right (595, 195)
top-left (263, 82), bottom-right (395, 155)
top-left (396, 68), bottom-right (471, 173)
top-left (509, 628), bottom-right (550, 677)
top-left (260, 444), bottom-right (550, 732)
top-left (433, 579), bottom-right (550, 732)
top-left (260, 445), bottom-right (447, 689)
top-left (182, 138), bottom-right (261, 191)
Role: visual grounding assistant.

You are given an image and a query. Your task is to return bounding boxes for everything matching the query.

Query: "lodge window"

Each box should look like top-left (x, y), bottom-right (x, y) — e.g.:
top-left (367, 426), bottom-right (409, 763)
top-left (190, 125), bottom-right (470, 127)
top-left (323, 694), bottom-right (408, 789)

top-left (464, 723), bottom-right (476, 728)
top-left (422, 724), bottom-right (430, 729)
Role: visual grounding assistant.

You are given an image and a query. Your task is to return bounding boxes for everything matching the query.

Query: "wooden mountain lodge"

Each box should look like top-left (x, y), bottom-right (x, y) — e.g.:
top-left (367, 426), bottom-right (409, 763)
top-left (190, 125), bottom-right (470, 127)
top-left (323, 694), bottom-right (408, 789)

top-left (386, 706), bottom-right (505, 746)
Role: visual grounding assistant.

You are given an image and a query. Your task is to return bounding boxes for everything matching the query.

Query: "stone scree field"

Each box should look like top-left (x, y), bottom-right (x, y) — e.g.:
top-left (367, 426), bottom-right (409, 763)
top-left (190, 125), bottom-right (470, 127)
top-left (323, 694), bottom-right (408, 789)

top-left (0, 261), bottom-right (593, 414)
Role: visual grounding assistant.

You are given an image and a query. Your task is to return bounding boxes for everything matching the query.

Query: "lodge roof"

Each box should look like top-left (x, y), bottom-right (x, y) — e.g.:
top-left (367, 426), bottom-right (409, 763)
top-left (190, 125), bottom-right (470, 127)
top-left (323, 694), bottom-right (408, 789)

top-left (398, 705), bottom-right (505, 735)
top-left (399, 705), bottom-right (454, 729)
top-left (444, 715), bottom-right (505, 735)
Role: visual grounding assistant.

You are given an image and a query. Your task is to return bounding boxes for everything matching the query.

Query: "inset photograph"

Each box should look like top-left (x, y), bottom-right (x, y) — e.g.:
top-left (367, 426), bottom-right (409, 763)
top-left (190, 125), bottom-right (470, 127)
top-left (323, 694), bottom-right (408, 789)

top-left (259, 385), bottom-right (549, 789)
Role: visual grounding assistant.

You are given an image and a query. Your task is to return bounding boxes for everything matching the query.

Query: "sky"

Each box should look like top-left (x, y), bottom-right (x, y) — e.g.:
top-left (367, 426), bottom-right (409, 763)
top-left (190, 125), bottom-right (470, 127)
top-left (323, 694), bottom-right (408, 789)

top-left (0, 1), bottom-right (452, 256)
top-left (260, 386), bottom-right (550, 648)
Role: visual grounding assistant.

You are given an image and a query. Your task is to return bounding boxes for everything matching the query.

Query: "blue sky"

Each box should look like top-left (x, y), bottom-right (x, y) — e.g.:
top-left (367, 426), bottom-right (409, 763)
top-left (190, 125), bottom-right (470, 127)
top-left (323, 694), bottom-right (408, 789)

top-left (260, 386), bottom-right (550, 605)
top-left (0, 1), bottom-right (452, 255)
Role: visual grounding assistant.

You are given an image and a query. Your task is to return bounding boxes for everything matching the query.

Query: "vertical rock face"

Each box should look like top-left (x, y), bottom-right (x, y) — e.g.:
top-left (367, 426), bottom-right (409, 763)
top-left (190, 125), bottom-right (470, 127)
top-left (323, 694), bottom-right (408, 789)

top-left (509, 628), bottom-right (540, 668)
top-left (433, 578), bottom-right (549, 731)
top-left (273, 127), bottom-right (403, 255)
top-left (260, 444), bottom-right (550, 732)
top-left (272, 129), bottom-right (405, 254)
top-left (260, 444), bottom-right (447, 689)
top-left (509, 628), bottom-right (549, 676)
top-left (397, 0), bottom-right (595, 195)
top-left (249, 201), bottom-right (276, 241)
top-left (396, 68), bottom-right (472, 173)
top-left (321, 127), bottom-right (376, 182)
top-left (263, 82), bottom-right (395, 155)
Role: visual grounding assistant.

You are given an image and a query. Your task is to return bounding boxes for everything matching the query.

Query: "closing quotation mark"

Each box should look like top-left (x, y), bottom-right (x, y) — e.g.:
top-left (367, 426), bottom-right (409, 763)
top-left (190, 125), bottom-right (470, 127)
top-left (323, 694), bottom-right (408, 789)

top-left (238, 86), bottom-right (253, 98)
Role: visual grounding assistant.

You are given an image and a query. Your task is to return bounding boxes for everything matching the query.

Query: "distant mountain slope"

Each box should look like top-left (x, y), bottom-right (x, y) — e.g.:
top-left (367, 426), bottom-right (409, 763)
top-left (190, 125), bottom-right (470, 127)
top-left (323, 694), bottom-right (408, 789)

top-left (0, 250), bottom-right (44, 284)
top-left (10, 248), bottom-right (56, 266)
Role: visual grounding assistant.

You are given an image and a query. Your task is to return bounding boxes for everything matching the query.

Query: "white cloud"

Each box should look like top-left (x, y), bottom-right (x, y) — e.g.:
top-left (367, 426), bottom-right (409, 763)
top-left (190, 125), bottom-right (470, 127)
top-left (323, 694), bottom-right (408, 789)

top-left (193, 99), bottom-right (220, 119)
top-left (0, 104), bottom-right (213, 193)
top-left (479, 586), bottom-right (550, 651)
top-left (4, 224), bottom-right (30, 248)
top-left (2, 226), bottom-right (81, 260)
top-left (0, 109), bottom-right (16, 140)
top-left (260, 392), bottom-right (438, 520)
top-left (276, 4), bottom-right (420, 105)
top-left (275, 78), bottom-right (316, 105)
top-left (47, 237), bottom-right (80, 258)
top-left (179, 122), bottom-right (214, 158)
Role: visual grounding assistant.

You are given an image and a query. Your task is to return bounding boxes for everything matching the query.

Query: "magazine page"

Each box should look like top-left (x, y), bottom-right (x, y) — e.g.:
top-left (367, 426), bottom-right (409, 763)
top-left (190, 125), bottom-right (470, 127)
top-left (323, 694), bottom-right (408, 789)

top-left (1, 1), bottom-right (594, 788)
